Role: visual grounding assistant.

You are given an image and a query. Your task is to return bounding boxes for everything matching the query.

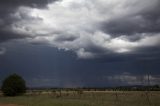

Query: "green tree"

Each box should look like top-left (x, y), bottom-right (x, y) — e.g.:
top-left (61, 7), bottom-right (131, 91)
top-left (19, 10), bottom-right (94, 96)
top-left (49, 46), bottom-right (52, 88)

top-left (1, 74), bottom-right (26, 96)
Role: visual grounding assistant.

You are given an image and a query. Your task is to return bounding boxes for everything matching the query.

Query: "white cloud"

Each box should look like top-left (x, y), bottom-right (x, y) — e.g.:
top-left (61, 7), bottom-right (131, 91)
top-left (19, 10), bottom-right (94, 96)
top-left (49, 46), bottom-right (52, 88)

top-left (76, 48), bottom-right (95, 59)
top-left (10, 0), bottom-right (160, 58)
top-left (0, 47), bottom-right (6, 55)
top-left (107, 73), bottom-right (160, 85)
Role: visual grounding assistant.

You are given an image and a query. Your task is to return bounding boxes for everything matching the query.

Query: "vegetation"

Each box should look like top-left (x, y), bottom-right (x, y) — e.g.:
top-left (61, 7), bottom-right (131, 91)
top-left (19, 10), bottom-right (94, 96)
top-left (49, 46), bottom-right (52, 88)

top-left (0, 91), bottom-right (160, 106)
top-left (0, 74), bottom-right (159, 105)
top-left (1, 74), bottom-right (26, 96)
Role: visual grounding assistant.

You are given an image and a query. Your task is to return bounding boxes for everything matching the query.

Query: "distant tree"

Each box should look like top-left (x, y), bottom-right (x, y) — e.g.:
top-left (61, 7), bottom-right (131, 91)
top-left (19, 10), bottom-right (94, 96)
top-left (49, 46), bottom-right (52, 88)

top-left (153, 84), bottom-right (159, 88)
top-left (1, 74), bottom-right (26, 96)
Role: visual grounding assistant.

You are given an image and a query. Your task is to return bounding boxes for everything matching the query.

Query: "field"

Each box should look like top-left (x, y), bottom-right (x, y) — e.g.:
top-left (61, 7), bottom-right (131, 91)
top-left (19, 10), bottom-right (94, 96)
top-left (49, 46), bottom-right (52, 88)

top-left (0, 91), bottom-right (160, 106)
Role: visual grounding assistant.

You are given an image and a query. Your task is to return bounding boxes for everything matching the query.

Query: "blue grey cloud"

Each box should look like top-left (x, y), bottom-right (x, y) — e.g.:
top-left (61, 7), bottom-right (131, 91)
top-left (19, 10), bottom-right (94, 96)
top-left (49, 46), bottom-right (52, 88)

top-left (7, 0), bottom-right (160, 58)
top-left (0, 0), bottom-right (160, 87)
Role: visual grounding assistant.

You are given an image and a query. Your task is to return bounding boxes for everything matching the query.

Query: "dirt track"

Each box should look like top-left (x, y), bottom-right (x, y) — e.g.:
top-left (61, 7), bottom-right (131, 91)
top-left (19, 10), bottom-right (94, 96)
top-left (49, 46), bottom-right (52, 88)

top-left (0, 104), bottom-right (21, 106)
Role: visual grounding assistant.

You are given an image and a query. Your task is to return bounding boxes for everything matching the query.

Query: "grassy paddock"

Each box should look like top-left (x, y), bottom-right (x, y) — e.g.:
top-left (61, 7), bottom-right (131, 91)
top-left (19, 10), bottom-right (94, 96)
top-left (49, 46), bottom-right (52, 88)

top-left (0, 91), bottom-right (160, 106)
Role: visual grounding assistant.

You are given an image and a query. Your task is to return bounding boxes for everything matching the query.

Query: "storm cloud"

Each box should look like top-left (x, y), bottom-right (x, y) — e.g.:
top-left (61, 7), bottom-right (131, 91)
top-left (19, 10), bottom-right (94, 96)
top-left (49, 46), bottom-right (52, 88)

top-left (0, 0), bottom-right (57, 42)
top-left (3, 0), bottom-right (159, 58)
top-left (0, 0), bottom-right (160, 87)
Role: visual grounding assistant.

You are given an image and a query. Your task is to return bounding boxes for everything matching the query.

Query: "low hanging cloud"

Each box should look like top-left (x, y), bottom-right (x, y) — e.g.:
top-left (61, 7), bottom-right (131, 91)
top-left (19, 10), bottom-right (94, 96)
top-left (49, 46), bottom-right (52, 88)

top-left (9, 0), bottom-right (160, 58)
top-left (107, 73), bottom-right (160, 85)
top-left (0, 47), bottom-right (6, 55)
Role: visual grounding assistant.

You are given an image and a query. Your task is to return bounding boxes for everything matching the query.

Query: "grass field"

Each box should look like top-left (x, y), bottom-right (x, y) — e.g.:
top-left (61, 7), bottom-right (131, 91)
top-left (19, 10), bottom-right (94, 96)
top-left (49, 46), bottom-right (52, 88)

top-left (0, 91), bottom-right (160, 106)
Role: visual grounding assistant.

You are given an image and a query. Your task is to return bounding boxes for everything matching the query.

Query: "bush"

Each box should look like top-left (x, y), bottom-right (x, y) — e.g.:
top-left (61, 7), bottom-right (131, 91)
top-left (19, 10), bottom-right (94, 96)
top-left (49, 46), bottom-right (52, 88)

top-left (1, 74), bottom-right (26, 96)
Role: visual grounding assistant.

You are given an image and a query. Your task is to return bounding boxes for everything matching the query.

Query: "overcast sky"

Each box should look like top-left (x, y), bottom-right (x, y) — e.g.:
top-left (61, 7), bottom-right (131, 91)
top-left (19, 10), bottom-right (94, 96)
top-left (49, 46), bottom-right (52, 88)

top-left (0, 0), bottom-right (160, 87)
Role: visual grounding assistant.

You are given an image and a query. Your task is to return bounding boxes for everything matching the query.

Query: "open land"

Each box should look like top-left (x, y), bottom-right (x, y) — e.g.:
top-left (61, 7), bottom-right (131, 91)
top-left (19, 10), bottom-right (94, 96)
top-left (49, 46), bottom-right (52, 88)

top-left (0, 91), bottom-right (160, 106)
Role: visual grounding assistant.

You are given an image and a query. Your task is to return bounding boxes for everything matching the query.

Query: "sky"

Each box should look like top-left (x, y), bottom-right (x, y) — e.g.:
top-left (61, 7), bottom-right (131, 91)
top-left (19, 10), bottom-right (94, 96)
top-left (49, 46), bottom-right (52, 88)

top-left (0, 0), bottom-right (160, 87)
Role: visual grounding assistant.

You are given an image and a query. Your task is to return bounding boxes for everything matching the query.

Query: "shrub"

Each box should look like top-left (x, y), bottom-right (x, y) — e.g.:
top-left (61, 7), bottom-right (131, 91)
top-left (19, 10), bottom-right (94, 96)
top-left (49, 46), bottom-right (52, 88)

top-left (1, 74), bottom-right (26, 96)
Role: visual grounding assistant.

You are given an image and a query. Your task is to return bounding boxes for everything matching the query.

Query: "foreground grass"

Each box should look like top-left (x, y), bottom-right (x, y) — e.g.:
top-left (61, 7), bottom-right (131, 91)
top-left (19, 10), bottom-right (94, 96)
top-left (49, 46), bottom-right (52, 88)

top-left (0, 91), bottom-right (160, 106)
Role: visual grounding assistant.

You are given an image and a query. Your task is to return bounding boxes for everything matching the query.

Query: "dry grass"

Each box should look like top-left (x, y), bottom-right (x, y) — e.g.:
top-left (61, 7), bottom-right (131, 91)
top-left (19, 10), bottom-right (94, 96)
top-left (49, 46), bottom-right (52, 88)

top-left (0, 91), bottom-right (159, 106)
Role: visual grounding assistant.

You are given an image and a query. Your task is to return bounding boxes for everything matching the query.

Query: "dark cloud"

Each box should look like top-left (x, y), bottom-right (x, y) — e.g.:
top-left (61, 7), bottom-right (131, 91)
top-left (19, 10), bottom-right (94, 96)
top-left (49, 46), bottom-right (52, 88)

top-left (101, 1), bottom-right (160, 36)
top-left (0, 0), bottom-right (55, 19)
top-left (0, 0), bottom-right (58, 43)
top-left (0, 0), bottom-right (160, 87)
top-left (0, 41), bottom-right (160, 87)
top-left (6, 0), bottom-right (159, 58)
top-left (54, 33), bottom-right (79, 42)
top-left (0, 30), bottom-right (28, 42)
top-left (0, 0), bottom-right (55, 9)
